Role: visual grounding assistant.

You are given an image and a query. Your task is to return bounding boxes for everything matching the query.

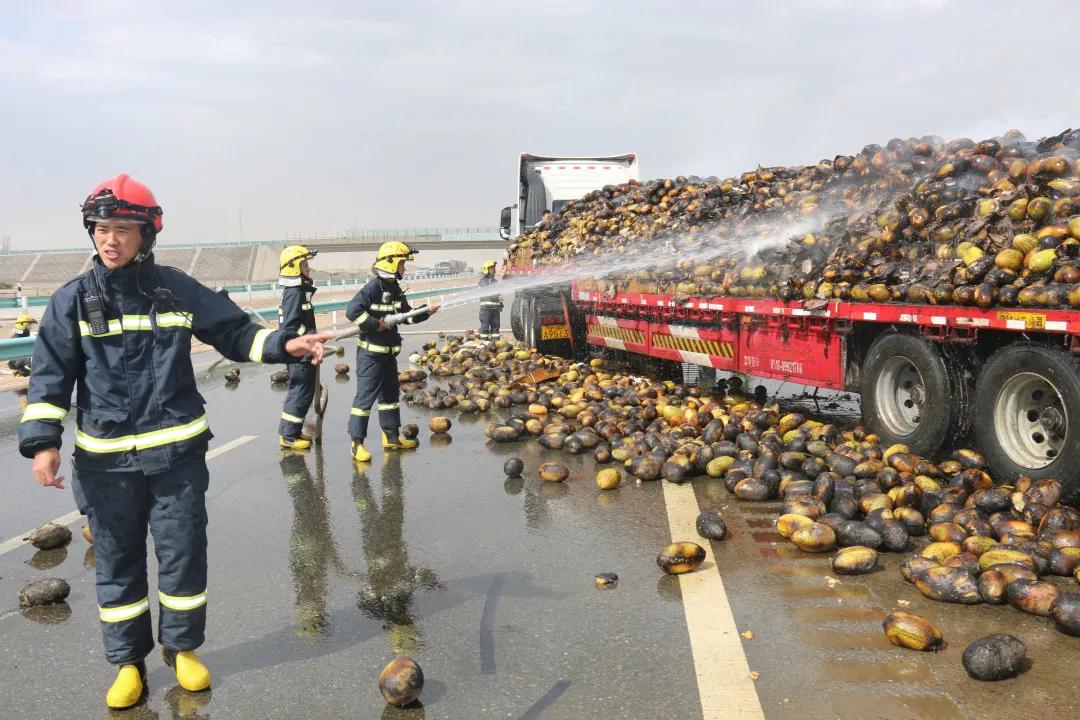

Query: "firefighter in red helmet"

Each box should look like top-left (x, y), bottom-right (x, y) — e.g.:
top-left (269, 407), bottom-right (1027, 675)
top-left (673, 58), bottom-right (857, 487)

top-left (19, 173), bottom-right (334, 709)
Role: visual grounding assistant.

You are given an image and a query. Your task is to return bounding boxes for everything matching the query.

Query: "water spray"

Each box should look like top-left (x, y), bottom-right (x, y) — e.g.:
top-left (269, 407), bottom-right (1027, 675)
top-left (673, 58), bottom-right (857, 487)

top-left (435, 192), bottom-right (896, 310)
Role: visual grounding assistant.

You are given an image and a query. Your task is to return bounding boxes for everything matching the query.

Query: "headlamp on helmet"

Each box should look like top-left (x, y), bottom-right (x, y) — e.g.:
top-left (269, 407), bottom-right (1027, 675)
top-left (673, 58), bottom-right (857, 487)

top-left (81, 173), bottom-right (164, 264)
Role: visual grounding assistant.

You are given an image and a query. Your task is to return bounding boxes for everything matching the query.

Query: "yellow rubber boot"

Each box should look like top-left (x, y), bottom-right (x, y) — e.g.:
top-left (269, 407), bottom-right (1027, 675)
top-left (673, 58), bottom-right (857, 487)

top-left (106, 662), bottom-right (145, 709)
top-left (351, 441), bottom-right (372, 462)
top-left (163, 648), bottom-right (212, 692)
top-left (382, 431), bottom-right (418, 450)
top-left (279, 435), bottom-right (312, 450)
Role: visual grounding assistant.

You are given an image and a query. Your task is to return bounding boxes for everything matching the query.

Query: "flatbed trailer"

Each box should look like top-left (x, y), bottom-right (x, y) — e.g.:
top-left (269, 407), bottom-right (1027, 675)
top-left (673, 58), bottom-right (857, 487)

top-left (508, 269), bottom-right (1080, 502)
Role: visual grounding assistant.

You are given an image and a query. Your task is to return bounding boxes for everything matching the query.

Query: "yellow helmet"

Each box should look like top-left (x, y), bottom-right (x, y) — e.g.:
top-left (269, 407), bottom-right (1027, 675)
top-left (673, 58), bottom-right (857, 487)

top-left (482, 260), bottom-right (496, 273)
top-left (279, 245), bottom-right (317, 278)
top-left (15, 314), bottom-right (36, 328)
top-left (373, 241), bottom-right (416, 275)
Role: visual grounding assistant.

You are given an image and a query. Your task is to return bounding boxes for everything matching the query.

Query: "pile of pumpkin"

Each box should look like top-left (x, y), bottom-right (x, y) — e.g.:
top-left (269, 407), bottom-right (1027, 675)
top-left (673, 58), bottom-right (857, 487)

top-left (770, 443), bottom-right (1080, 640)
top-left (509, 128), bottom-right (1080, 310)
top-left (405, 335), bottom-right (1080, 642)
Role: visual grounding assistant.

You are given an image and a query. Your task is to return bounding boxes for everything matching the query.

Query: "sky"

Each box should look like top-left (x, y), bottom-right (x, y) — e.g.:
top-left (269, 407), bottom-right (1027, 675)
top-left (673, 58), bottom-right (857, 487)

top-left (1, 0), bottom-right (1079, 249)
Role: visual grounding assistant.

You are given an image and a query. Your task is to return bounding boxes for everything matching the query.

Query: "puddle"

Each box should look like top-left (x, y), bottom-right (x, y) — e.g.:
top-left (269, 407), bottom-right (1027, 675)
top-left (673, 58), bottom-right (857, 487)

top-left (769, 544), bottom-right (830, 561)
top-left (780, 584), bottom-right (870, 600)
top-left (768, 563), bottom-right (832, 578)
top-left (826, 659), bottom-right (931, 683)
top-left (742, 504), bottom-right (783, 515)
top-left (800, 630), bottom-right (894, 651)
top-left (830, 694), bottom-right (966, 720)
top-left (793, 606), bottom-right (884, 623)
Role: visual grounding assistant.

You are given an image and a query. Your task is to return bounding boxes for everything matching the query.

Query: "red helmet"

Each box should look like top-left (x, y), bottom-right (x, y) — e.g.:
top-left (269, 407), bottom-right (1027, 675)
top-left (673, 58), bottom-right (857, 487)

top-left (81, 173), bottom-right (164, 262)
top-left (82, 173), bottom-right (164, 232)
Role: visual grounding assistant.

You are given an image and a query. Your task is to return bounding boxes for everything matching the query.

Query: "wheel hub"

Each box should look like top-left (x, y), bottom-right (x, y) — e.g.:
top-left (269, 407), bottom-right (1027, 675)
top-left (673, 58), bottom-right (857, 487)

top-left (874, 356), bottom-right (925, 436)
top-left (993, 371), bottom-right (1068, 469)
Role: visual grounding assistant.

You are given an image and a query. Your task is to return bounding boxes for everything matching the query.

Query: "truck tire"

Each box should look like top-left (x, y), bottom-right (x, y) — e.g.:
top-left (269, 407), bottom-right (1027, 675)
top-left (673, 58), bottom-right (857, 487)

top-left (972, 343), bottom-right (1080, 504)
top-left (523, 296), bottom-right (539, 349)
top-left (510, 295), bottom-right (524, 341)
top-left (860, 332), bottom-right (969, 457)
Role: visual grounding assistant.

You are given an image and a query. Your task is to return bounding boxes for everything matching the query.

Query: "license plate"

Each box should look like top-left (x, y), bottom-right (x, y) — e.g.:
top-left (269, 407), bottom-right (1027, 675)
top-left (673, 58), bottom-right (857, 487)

top-left (541, 324), bottom-right (570, 340)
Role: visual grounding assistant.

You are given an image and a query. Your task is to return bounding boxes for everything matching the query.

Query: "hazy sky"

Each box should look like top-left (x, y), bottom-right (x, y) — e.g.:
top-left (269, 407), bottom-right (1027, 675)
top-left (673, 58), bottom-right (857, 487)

top-left (2, 0), bottom-right (1079, 249)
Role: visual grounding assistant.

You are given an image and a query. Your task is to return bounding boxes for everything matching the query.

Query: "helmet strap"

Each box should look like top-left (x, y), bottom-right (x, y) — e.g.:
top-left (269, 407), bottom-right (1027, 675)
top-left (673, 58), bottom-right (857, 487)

top-left (135, 224), bottom-right (156, 263)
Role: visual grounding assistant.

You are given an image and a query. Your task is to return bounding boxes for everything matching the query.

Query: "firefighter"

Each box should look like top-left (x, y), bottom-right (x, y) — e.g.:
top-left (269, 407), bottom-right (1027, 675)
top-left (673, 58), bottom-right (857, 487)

top-left (345, 241), bottom-right (439, 462)
top-left (19, 174), bottom-right (332, 710)
top-left (477, 260), bottom-right (502, 342)
top-left (277, 244), bottom-right (320, 450)
top-left (8, 314), bottom-right (37, 376)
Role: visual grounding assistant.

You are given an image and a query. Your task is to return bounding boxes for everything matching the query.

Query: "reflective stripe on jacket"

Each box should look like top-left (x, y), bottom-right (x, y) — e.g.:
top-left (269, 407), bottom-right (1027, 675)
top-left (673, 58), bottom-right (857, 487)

top-left (346, 276), bottom-right (430, 355)
top-left (278, 281), bottom-right (318, 357)
top-left (19, 255), bottom-right (293, 473)
top-left (478, 274), bottom-right (502, 306)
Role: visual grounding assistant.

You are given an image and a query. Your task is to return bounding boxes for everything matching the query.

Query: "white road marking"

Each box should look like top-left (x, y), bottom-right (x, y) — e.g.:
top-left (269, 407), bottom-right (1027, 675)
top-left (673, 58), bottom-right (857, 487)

top-left (662, 481), bottom-right (765, 720)
top-left (0, 435), bottom-right (257, 557)
top-left (206, 434), bottom-right (256, 460)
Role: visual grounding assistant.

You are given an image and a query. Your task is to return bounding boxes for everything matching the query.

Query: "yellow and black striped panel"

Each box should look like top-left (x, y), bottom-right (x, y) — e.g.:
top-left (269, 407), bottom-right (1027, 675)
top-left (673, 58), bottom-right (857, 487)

top-left (653, 334), bottom-right (735, 358)
top-left (587, 324), bottom-right (645, 344)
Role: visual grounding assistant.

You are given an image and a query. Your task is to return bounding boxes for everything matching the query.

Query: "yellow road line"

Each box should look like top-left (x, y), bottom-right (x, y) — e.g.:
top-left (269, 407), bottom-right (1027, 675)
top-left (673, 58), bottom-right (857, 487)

top-left (662, 481), bottom-right (765, 719)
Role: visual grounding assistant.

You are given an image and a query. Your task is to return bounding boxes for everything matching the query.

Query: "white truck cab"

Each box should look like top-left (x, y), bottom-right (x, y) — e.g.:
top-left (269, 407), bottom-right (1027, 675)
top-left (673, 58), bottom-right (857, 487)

top-left (499, 153), bottom-right (640, 239)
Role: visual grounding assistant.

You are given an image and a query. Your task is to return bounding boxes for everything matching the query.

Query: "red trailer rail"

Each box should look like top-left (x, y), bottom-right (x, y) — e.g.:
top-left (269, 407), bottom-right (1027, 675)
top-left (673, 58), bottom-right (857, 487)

top-left (572, 283), bottom-right (1080, 391)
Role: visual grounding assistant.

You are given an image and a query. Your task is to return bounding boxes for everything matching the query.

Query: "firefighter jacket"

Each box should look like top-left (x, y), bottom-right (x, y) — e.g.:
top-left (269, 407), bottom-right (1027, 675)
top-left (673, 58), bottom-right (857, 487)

top-left (478, 274), bottom-right (502, 308)
top-left (278, 278), bottom-right (318, 339)
top-left (18, 256), bottom-right (293, 474)
top-left (346, 276), bottom-right (430, 355)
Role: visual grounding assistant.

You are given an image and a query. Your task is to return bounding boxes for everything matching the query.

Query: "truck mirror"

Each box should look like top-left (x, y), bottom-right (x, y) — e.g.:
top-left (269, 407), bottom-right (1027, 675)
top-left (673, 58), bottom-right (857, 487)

top-left (499, 206), bottom-right (512, 241)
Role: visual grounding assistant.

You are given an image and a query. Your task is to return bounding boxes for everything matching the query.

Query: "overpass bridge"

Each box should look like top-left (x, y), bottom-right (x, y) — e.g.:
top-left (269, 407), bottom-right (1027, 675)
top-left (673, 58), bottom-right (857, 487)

top-left (0, 228), bottom-right (510, 292)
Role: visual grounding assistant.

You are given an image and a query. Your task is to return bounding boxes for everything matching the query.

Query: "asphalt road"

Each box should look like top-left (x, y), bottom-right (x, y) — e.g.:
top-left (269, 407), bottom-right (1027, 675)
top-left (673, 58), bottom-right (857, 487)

top-left (1, 297), bottom-right (1079, 719)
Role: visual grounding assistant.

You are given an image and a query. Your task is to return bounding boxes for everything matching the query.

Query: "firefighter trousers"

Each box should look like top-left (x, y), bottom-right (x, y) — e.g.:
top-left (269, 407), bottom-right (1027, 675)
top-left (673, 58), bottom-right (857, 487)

top-left (73, 459), bottom-right (209, 665)
top-left (478, 306), bottom-right (501, 341)
top-left (279, 360), bottom-right (316, 438)
top-left (348, 350), bottom-right (400, 442)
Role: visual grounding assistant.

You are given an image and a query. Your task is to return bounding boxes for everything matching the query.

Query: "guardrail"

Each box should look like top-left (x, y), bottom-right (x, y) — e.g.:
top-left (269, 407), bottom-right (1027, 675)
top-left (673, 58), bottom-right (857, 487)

top-left (0, 285), bottom-right (470, 363)
top-left (1, 229), bottom-right (501, 255)
top-left (0, 272), bottom-right (477, 309)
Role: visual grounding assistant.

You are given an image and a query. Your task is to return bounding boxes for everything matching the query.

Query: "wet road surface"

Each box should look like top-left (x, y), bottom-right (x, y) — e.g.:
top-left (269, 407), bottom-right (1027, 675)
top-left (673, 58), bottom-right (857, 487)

top-left (1, 299), bottom-right (1079, 719)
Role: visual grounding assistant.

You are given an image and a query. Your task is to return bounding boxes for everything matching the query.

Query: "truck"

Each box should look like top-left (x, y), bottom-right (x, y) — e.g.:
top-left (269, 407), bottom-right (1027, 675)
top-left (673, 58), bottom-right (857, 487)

top-left (498, 152), bottom-right (640, 349)
top-left (502, 171), bottom-right (1080, 503)
top-left (432, 260), bottom-right (469, 277)
top-left (499, 153), bottom-right (640, 240)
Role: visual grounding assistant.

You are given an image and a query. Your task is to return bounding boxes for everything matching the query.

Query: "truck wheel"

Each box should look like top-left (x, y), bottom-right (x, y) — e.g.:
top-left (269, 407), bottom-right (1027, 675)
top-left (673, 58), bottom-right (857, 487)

top-left (860, 332), bottom-right (968, 457)
top-left (510, 295), bottom-right (524, 341)
top-left (973, 343), bottom-right (1080, 503)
